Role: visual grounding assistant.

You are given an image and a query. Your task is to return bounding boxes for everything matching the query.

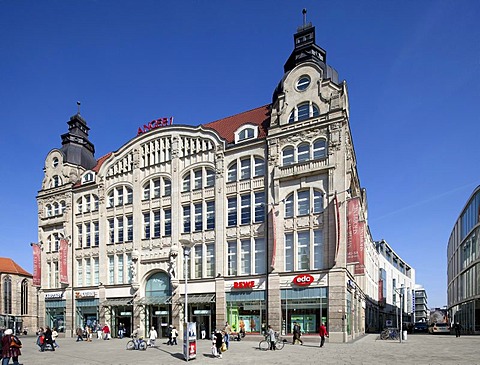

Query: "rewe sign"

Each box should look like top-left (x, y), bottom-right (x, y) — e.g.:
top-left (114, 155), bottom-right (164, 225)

top-left (292, 274), bottom-right (314, 286)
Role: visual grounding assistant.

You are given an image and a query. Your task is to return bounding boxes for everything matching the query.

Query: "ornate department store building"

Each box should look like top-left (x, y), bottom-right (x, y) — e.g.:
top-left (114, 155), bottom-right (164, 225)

top-left (36, 20), bottom-right (413, 342)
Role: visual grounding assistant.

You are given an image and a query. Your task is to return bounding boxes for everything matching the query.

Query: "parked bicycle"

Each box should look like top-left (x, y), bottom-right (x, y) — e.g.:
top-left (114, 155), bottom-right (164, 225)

top-left (126, 337), bottom-right (148, 350)
top-left (380, 328), bottom-right (399, 340)
top-left (259, 332), bottom-right (286, 351)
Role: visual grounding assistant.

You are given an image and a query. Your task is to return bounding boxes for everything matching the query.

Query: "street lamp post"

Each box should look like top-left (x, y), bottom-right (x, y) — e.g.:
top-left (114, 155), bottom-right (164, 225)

top-left (180, 239), bottom-right (195, 362)
top-left (394, 286), bottom-right (405, 343)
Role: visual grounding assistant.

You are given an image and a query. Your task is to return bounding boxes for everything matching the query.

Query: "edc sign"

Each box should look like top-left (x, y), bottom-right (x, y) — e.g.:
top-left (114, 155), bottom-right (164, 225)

top-left (137, 117), bottom-right (173, 135)
top-left (292, 274), bottom-right (314, 286)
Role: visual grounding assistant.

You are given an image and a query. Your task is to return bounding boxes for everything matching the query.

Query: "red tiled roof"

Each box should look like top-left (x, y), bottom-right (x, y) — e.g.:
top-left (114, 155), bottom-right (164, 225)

top-left (0, 258), bottom-right (31, 277)
top-left (92, 152), bottom-right (113, 173)
top-left (203, 105), bottom-right (271, 144)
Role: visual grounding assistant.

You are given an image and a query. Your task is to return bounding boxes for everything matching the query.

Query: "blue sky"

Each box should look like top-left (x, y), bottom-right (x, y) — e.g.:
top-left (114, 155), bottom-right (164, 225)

top-left (1, 0), bottom-right (479, 308)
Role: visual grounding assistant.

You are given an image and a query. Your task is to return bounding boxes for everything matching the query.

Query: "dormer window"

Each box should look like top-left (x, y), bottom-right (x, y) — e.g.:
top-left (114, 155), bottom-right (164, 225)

top-left (81, 172), bottom-right (95, 185)
top-left (234, 124), bottom-right (258, 144)
top-left (288, 102), bottom-right (320, 123)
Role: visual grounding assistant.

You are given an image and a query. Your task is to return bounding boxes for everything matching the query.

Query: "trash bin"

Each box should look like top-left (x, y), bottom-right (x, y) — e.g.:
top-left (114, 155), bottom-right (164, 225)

top-left (402, 330), bottom-right (407, 341)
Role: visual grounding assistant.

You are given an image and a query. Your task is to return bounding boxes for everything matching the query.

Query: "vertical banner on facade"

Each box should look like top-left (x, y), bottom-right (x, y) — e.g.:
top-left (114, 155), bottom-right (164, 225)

top-left (270, 205), bottom-right (277, 269)
top-left (378, 280), bottom-right (384, 302)
top-left (59, 239), bottom-right (69, 284)
top-left (354, 221), bottom-right (365, 275)
top-left (333, 192), bottom-right (341, 262)
top-left (347, 197), bottom-right (361, 264)
top-left (32, 243), bottom-right (41, 286)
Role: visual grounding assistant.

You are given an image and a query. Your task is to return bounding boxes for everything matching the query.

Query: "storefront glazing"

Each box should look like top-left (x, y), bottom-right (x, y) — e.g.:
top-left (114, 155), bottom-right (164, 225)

top-left (226, 290), bottom-right (265, 333)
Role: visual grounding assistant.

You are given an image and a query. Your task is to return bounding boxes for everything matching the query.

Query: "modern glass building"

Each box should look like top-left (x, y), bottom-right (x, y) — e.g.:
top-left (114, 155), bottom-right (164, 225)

top-left (447, 186), bottom-right (480, 334)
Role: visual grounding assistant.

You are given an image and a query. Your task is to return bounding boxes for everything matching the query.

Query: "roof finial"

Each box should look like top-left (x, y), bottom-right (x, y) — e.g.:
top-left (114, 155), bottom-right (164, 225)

top-left (77, 101), bottom-right (81, 115)
top-left (302, 8), bottom-right (307, 27)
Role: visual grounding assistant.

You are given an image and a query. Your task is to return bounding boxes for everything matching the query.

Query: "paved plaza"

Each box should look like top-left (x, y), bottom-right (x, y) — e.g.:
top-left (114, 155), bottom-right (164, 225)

top-left (11, 333), bottom-right (480, 365)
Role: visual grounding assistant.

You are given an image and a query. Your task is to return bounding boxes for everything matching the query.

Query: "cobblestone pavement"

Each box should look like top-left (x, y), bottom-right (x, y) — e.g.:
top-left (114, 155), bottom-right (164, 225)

top-left (12, 333), bottom-right (480, 365)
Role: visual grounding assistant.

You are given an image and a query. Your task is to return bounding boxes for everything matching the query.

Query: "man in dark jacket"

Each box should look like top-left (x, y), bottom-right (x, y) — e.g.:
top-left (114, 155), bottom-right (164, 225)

top-left (292, 322), bottom-right (303, 345)
top-left (43, 326), bottom-right (55, 351)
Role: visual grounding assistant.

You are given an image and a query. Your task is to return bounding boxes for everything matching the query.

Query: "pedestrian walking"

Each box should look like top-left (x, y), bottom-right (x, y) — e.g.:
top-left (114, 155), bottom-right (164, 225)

top-left (319, 322), bottom-right (329, 347)
top-left (102, 324), bottom-right (111, 340)
top-left (267, 325), bottom-right (276, 351)
top-left (166, 324), bottom-right (173, 345)
top-left (148, 326), bottom-right (157, 347)
top-left (1, 328), bottom-right (22, 365)
top-left (454, 321), bottom-right (462, 337)
top-left (171, 326), bottom-right (178, 345)
top-left (118, 323), bottom-right (125, 339)
top-left (52, 327), bottom-right (60, 348)
top-left (223, 322), bottom-right (232, 349)
top-left (43, 326), bottom-right (55, 351)
top-left (292, 322), bottom-right (303, 345)
top-left (214, 330), bottom-right (224, 358)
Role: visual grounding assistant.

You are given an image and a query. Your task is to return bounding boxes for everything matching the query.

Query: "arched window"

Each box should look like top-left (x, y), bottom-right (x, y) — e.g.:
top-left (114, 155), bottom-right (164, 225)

top-left (297, 143), bottom-right (310, 162)
top-left (288, 102), bottom-right (320, 123)
top-left (145, 272), bottom-right (172, 298)
top-left (284, 189), bottom-right (324, 217)
top-left (313, 139), bottom-right (327, 159)
top-left (60, 201), bottom-right (66, 215)
top-left (143, 182), bottom-right (151, 200)
top-left (108, 190), bottom-right (114, 208)
top-left (254, 157), bottom-right (265, 177)
top-left (21, 279), bottom-right (28, 315)
top-left (282, 147), bottom-right (295, 166)
top-left (46, 204), bottom-right (53, 217)
top-left (53, 202), bottom-right (59, 216)
top-left (51, 175), bottom-right (62, 188)
top-left (3, 276), bottom-right (12, 314)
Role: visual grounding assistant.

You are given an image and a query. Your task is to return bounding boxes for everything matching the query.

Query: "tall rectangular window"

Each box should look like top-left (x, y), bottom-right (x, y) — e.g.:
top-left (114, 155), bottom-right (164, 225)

top-left (108, 255), bottom-right (114, 284)
top-left (240, 158), bottom-right (251, 180)
top-left (206, 169), bottom-right (215, 187)
top-left (313, 230), bottom-right (323, 269)
top-left (297, 231), bottom-right (310, 270)
top-left (85, 195), bottom-right (91, 212)
top-left (118, 254), bottom-right (124, 284)
top-left (93, 257), bottom-right (99, 285)
top-left (240, 239), bottom-right (251, 275)
top-left (86, 223), bottom-right (91, 247)
top-left (164, 209), bottom-right (172, 236)
top-left (240, 194), bottom-right (251, 225)
top-left (254, 157), bottom-right (264, 177)
top-left (163, 178), bottom-right (171, 196)
top-left (85, 258), bottom-right (91, 286)
top-left (183, 175), bottom-right (191, 192)
top-left (77, 224), bottom-right (83, 248)
top-left (127, 216), bottom-right (133, 241)
top-left (183, 205), bottom-right (191, 233)
top-left (206, 243), bottom-right (215, 277)
top-left (153, 178), bottom-right (161, 198)
top-left (117, 187), bottom-right (123, 206)
top-left (109, 219), bottom-right (114, 244)
top-left (194, 245), bottom-right (203, 278)
top-left (254, 237), bottom-right (266, 274)
top-left (143, 184), bottom-right (150, 200)
top-left (143, 212), bottom-right (151, 239)
top-left (227, 197), bottom-right (237, 226)
top-left (194, 170), bottom-right (202, 190)
top-left (194, 203), bottom-right (203, 231)
top-left (153, 210), bottom-right (161, 237)
top-left (254, 192), bottom-right (265, 223)
top-left (127, 188), bottom-right (133, 204)
top-left (297, 191), bottom-right (310, 215)
top-left (206, 201), bottom-right (215, 230)
top-left (94, 221), bottom-right (99, 246)
top-left (227, 241), bottom-right (237, 276)
top-left (285, 233), bottom-right (294, 271)
top-left (117, 217), bottom-right (124, 243)
top-left (127, 254), bottom-right (132, 283)
top-left (77, 259), bottom-right (83, 287)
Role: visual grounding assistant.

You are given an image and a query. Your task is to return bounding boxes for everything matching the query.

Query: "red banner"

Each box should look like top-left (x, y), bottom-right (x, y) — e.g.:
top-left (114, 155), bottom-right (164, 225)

top-left (32, 243), bottom-right (41, 286)
top-left (270, 205), bottom-right (277, 270)
top-left (59, 239), bottom-right (69, 284)
top-left (354, 221), bottom-right (365, 274)
top-left (347, 198), bottom-right (361, 264)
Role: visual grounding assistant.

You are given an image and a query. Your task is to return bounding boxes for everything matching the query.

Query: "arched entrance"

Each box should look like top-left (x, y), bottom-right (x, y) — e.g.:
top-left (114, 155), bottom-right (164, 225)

top-left (143, 271), bottom-right (172, 338)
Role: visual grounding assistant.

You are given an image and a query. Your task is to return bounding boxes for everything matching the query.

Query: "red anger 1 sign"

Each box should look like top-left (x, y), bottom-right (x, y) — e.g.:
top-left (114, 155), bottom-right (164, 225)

top-left (292, 274), bottom-right (314, 286)
top-left (32, 243), bottom-right (41, 286)
top-left (137, 117), bottom-right (173, 135)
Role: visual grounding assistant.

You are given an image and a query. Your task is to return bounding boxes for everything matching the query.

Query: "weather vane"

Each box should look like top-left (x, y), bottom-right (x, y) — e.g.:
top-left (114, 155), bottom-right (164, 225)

top-left (77, 101), bottom-right (81, 115)
top-left (302, 8), bottom-right (307, 27)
